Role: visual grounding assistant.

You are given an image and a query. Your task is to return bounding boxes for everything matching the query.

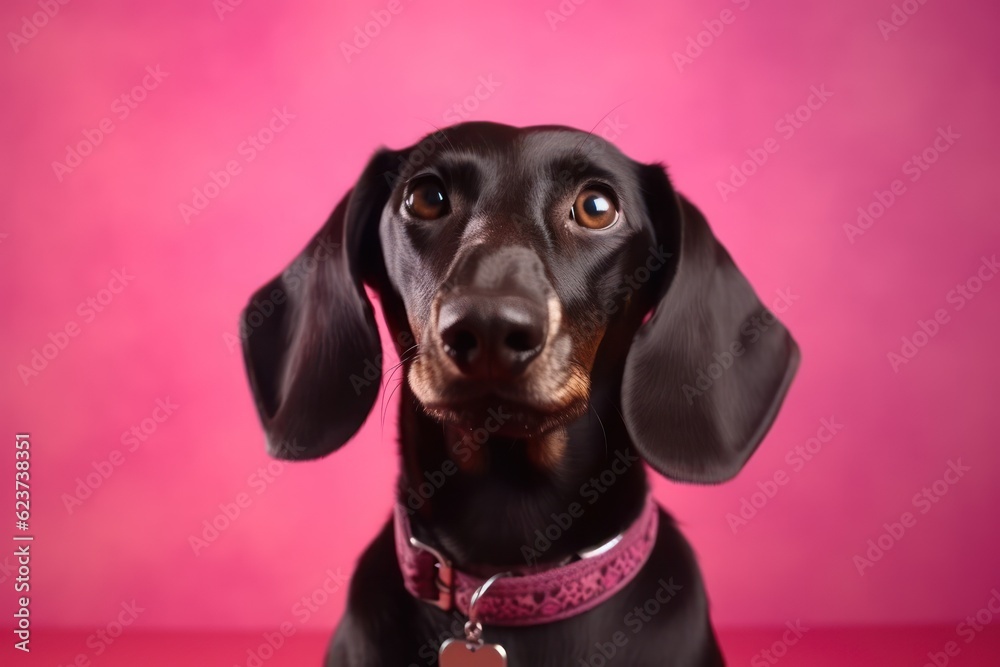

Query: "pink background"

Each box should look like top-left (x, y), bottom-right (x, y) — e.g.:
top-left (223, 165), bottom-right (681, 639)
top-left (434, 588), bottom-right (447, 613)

top-left (3, 0), bottom-right (1000, 661)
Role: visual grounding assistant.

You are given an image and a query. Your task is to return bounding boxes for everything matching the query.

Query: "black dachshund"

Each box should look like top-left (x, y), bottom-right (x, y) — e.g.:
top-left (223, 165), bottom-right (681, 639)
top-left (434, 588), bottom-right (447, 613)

top-left (240, 122), bottom-right (799, 666)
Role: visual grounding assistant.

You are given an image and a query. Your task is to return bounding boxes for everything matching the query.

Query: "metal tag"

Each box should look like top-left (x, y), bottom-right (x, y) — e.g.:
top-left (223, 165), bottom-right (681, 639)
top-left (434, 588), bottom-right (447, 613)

top-left (438, 572), bottom-right (510, 666)
top-left (439, 638), bottom-right (508, 667)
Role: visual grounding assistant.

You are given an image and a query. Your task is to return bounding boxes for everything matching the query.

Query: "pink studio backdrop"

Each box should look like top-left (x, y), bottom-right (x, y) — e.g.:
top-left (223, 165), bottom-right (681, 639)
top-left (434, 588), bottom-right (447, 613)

top-left (3, 0), bottom-right (1000, 645)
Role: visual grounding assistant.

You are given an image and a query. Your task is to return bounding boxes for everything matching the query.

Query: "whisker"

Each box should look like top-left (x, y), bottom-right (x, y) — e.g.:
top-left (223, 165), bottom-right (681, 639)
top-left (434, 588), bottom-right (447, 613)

top-left (381, 379), bottom-right (405, 431)
top-left (381, 344), bottom-right (421, 390)
top-left (413, 119), bottom-right (459, 156)
top-left (610, 403), bottom-right (628, 429)
top-left (575, 101), bottom-right (632, 156)
top-left (385, 352), bottom-right (421, 390)
top-left (378, 345), bottom-right (420, 428)
top-left (589, 402), bottom-right (609, 460)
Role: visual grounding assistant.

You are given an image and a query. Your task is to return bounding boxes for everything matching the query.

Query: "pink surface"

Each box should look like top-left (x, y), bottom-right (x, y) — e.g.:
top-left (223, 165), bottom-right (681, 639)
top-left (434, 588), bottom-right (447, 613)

top-left (8, 627), bottom-right (1000, 666)
top-left (2, 0), bottom-right (1000, 652)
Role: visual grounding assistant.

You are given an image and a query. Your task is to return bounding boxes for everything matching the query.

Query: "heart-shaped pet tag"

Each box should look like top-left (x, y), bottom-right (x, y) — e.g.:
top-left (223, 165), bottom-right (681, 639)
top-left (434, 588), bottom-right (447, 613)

top-left (439, 638), bottom-right (508, 667)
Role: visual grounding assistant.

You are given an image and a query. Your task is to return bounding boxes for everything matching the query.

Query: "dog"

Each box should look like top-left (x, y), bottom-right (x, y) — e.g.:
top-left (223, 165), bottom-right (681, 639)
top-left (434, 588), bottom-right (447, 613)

top-left (240, 122), bottom-right (799, 666)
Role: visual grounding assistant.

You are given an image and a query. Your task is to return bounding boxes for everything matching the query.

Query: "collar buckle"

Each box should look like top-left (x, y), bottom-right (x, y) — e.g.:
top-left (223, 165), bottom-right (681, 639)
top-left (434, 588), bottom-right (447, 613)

top-left (408, 536), bottom-right (454, 611)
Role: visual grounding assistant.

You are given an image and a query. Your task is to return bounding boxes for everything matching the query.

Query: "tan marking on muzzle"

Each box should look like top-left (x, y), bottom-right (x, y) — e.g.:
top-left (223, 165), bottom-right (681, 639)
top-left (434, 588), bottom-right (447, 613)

top-left (526, 428), bottom-right (568, 470)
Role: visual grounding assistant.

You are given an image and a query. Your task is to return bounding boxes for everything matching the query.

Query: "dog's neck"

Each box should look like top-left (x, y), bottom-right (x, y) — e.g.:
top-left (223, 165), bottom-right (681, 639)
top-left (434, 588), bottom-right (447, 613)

top-left (395, 383), bottom-right (649, 572)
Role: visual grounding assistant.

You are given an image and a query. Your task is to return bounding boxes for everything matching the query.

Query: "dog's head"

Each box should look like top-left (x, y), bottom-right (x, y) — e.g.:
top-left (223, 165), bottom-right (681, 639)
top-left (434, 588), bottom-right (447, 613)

top-left (241, 122), bottom-right (798, 483)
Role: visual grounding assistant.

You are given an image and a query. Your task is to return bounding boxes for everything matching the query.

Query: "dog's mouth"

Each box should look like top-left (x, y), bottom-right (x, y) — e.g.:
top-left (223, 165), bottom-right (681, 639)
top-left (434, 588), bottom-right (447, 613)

top-left (407, 292), bottom-right (595, 438)
top-left (421, 391), bottom-right (589, 438)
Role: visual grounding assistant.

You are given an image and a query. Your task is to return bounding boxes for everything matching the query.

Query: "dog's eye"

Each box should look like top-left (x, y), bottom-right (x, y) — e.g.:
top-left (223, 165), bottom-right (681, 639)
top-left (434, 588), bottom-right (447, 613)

top-left (571, 188), bottom-right (619, 229)
top-left (405, 178), bottom-right (449, 220)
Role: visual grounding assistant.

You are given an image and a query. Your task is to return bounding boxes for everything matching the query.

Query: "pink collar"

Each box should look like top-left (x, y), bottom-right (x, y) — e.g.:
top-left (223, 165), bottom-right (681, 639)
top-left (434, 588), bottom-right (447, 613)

top-left (393, 495), bottom-right (659, 626)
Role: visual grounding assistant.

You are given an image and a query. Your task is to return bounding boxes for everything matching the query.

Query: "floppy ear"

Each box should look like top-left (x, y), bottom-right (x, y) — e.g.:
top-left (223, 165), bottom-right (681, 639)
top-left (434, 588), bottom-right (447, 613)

top-left (240, 150), bottom-right (396, 460)
top-left (621, 164), bottom-right (800, 483)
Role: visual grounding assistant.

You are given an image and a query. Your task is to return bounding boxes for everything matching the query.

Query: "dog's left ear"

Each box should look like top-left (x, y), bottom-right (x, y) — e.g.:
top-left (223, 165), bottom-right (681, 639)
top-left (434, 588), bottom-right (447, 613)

top-left (621, 164), bottom-right (800, 483)
top-left (240, 149), bottom-right (397, 460)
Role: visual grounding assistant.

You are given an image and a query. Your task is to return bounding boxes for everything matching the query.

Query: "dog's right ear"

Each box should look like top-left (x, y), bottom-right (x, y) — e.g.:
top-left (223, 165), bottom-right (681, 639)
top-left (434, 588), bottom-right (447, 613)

top-left (240, 149), bottom-right (397, 460)
top-left (621, 163), bottom-right (799, 483)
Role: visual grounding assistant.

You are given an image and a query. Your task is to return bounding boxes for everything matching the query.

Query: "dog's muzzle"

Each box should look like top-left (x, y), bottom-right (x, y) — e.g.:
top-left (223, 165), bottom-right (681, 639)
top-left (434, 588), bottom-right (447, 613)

top-left (434, 245), bottom-right (552, 382)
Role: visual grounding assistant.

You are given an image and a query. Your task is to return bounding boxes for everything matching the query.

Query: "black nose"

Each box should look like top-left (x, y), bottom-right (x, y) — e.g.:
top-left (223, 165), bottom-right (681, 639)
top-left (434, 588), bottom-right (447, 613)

top-left (438, 292), bottom-right (548, 380)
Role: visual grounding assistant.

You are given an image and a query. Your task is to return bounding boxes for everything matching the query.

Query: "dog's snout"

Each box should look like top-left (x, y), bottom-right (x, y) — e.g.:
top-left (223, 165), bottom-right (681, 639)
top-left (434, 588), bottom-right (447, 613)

top-left (439, 293), bottom-right (547, 380)
top-left (435, 245), bottom-right (551, 381)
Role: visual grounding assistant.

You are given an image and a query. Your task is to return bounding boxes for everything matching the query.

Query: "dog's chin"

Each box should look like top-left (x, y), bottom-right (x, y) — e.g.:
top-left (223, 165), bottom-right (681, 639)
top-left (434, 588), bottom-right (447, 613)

top-left (421, 395), bottom-right (588, 439)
